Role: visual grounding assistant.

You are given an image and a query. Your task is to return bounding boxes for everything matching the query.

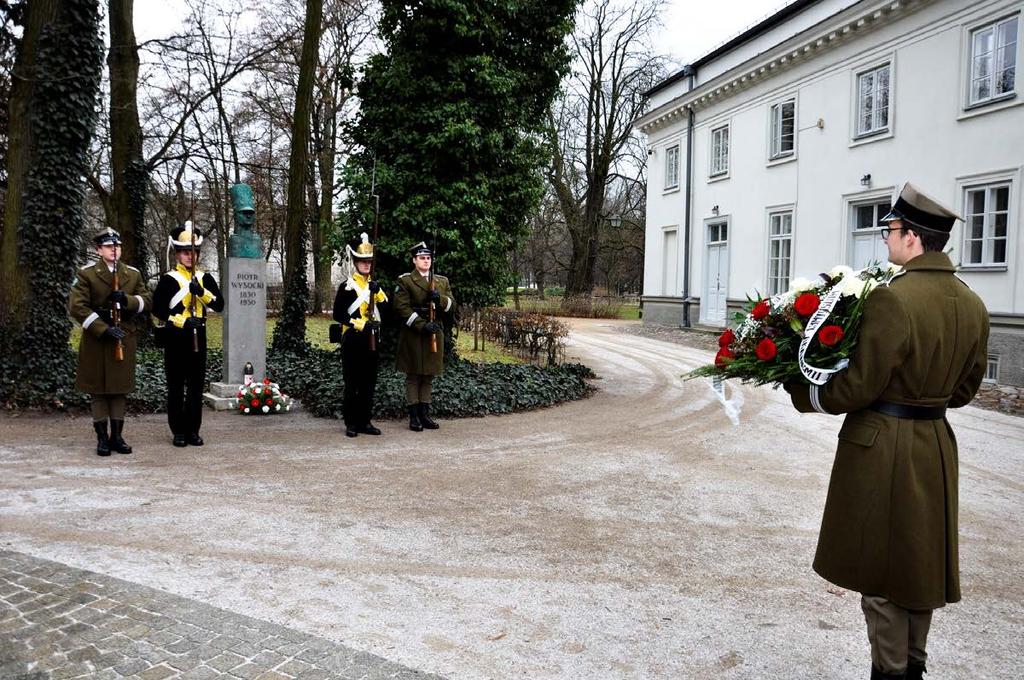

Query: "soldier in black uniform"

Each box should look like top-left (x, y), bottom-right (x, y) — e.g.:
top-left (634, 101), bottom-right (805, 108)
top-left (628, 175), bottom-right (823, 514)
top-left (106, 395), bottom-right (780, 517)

top-left (68, 228), bottom-right (152, 456)
top-left (153, 223), bottom-right (224, 447)
top-left (333, 233), bottom-right (388, 437)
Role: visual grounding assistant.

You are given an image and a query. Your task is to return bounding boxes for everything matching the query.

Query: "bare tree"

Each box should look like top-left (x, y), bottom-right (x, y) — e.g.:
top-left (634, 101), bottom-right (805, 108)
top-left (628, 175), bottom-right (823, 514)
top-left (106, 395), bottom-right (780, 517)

top-left (547, 0), bottom-right (665, 300)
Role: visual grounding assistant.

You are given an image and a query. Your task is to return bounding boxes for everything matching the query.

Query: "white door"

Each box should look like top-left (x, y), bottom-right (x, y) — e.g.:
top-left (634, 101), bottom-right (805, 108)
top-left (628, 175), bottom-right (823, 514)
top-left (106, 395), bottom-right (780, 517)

top-left (703, 221), bottom-right (729, 324)
top-left (662, 229), bottom-right (678, 295)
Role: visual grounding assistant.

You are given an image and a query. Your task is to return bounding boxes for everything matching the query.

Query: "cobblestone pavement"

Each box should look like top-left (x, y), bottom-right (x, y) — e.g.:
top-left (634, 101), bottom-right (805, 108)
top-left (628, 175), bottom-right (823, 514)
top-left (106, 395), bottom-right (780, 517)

top-left (0, 550), bottom-right (443, 680)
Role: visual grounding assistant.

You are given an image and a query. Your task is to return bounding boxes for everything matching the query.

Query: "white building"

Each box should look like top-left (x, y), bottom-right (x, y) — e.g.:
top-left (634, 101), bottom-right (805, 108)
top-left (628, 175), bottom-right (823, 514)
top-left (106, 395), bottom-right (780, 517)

top-left (636, 0), bottom-right (1024, 385)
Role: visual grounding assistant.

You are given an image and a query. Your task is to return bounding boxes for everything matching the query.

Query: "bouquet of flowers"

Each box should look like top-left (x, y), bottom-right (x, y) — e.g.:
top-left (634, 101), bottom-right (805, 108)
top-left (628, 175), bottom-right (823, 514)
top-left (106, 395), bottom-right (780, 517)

top-left (687, 263), bottom-right (902, 387)
top-left (235, 378), bottom-right (293, 415)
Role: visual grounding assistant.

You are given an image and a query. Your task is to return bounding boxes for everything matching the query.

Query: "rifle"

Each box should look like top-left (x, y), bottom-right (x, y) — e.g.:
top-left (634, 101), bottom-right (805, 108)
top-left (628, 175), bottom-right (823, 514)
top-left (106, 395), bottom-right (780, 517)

top-left (368, 160), bottom-right (380, 352)
top-left (111, 252), bottom-right (125, 362)
top-left (189, 226), bottom-right (199, 352)
top-left (429, 227), bottom-right (437, 354)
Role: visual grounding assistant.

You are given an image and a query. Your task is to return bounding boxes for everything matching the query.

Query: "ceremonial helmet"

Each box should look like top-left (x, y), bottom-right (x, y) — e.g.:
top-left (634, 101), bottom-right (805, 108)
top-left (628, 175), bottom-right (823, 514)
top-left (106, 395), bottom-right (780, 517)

top-left (347, 232), bottom-right (374, 261)
top-left (169, 221), bottom-right (205, 249)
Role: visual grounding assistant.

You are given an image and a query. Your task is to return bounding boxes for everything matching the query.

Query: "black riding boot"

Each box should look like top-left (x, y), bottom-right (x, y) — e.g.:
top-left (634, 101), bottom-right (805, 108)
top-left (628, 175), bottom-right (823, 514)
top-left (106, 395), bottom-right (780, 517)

top-left (905, 663), bottom-right (926, 680)
top-left (109, 419), bottom-right (132, 454)
top-left (870, 666), bottom-right (905, 680)
top-left (418, 403), bottom-right (439, 430)
top-left (94, 421), bottom-right (111, 457)
top-left (408, 405), bottom-right (423, 432)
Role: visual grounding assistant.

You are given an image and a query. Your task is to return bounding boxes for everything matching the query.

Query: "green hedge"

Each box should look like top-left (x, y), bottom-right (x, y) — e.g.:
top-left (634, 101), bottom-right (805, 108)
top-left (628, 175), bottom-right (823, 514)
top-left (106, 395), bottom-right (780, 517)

top-left (269, 349), bottom-right (595, 419)
top-left (2, 347), bottom-right (593, 418)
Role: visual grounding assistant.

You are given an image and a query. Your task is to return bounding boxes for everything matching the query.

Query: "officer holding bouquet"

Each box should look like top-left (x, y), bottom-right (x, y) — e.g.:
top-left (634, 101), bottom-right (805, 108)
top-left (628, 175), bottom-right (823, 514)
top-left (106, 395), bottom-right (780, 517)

top-left (785, 183), bottom-right (989, 680)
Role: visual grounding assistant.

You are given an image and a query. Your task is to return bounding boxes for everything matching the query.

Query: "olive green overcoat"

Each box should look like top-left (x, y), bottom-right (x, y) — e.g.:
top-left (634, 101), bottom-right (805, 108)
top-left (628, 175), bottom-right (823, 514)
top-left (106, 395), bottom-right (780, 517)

top-left (788, 252), bottom-right (989, 609)
top-left (393, 270), bottom-right (456, 376)
top-left (68, 260), bottom-right (152, 395)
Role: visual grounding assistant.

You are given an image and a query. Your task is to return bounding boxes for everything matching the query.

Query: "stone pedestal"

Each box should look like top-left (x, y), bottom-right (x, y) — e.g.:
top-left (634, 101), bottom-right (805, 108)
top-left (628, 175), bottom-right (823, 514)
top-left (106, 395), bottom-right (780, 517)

top-left (205, 258), bottom-right (267, 410)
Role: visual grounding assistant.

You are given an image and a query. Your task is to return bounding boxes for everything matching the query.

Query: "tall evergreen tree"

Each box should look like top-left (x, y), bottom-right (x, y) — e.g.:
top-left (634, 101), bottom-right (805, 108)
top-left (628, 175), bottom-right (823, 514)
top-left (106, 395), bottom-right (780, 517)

top-left (343, 0), bottom-right (577, 310)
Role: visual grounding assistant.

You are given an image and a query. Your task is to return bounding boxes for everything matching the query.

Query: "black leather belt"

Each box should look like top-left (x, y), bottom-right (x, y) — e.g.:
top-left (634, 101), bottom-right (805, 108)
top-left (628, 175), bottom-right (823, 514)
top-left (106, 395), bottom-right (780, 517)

top-left (870, 400), bottom-right (947, 420)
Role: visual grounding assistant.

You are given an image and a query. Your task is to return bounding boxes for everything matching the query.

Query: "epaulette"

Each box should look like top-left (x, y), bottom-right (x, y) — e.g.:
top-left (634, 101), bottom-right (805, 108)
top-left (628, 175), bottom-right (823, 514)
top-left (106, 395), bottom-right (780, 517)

top-left (80, 264), bottom-right (93, 271)
top-left (125, 264), bottom-right (140, 272)
top-left (434, 274), bottom-right (448, 282)
top-left (398, 272), bottom-right (411, 278)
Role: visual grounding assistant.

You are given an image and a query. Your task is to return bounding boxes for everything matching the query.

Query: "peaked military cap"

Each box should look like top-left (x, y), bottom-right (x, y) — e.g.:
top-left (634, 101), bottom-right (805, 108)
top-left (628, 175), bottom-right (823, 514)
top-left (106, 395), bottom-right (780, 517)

top-left (348, 232), bottom-right (374, 260)
top-left (93, 227), bottom-right (122, 246)
top-left (409, 241), bottom-right (432, 257)
top-left (881, 182), bottom-right (963, 233)
top-left (169, 221), bottom-right (204, 249)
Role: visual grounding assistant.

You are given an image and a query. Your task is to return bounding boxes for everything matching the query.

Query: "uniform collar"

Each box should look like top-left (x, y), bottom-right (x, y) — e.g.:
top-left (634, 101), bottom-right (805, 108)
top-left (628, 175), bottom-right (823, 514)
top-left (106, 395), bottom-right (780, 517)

top-left (901, 251), bottom-right (955, 273)
top-left (352, 272), bottom-right (369, 286)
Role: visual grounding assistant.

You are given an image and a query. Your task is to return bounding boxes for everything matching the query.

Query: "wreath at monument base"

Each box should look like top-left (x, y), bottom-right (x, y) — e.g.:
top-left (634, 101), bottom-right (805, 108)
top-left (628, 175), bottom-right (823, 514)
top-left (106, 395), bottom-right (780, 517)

top-left (235, 378), bottom-right (292, 415)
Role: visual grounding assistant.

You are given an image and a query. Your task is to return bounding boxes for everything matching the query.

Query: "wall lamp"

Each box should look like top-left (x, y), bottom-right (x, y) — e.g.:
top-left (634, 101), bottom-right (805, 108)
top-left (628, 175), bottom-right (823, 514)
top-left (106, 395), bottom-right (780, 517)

top-left (711, 205), bottom-right (720, 216)
top-left (860, 173), bottom-right (872, 187)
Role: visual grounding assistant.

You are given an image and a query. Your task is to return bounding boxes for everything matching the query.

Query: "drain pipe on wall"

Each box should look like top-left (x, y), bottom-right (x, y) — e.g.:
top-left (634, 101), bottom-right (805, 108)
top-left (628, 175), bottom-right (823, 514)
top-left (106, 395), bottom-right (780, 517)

top-left (681, 67), bottom-right (696, 328)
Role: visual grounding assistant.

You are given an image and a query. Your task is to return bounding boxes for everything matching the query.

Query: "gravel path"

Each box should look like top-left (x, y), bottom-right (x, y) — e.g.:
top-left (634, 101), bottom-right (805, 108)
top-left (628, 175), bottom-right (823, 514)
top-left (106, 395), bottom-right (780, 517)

top-left (1, 318), bottom-right (1021, 679)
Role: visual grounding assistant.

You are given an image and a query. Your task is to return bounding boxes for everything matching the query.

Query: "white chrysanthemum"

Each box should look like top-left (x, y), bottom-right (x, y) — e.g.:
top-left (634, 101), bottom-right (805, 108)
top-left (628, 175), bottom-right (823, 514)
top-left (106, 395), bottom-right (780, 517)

top-left (886, 262), bottom-right (903, 276)
top-left (262, 405), bottom-right (270, 413)
top-left (788, 277), bottom-right (816, 293)
top-left (244, 408), bottom-right (250, 414)
top-left (828, 265), bottom-right (854, 281)
top-left (840, 274), bottom-right (870, 298)
top-left (275, 404), bottom-right (281, 411)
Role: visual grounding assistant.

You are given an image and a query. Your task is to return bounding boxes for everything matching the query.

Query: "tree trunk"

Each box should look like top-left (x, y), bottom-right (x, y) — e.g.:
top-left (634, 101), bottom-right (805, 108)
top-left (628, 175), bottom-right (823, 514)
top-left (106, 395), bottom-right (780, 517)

top-left (272, 0), bottom-right (323, 353)
top-left (108, 0), bottom-right (148, 275)
top-left (0, 0), bottom-right (60, 324)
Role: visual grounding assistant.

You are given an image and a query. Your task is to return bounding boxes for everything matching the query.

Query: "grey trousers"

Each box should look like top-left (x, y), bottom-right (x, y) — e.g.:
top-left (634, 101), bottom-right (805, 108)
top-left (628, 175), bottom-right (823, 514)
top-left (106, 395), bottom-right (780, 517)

top-left (861, 595), bottom-right (933, 674)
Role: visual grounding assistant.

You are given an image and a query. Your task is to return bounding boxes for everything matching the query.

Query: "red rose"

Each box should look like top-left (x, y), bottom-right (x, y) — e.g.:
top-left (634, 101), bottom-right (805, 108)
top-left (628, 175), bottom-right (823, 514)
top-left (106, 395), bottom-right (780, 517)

top-left (251, 399), bottom-right (259, 407)
top-left (756, 337), bottom-right (777, 361)
top-left (265, 398), bottom-right (273, 405)
top-left (819, 325), bottom-right (845, 346)
top-left (718, 329), bottom-right (735, 348)
top-left (238, 401), bottom-right (245, 410)
top-left (714, 348), bottom-right (734, 367)
top-left (794, 293), bottom-right (820, 317)
top-left (263, 378), bottom-right (271, 385)
top-left (751, 300), bottom-right (770, 320)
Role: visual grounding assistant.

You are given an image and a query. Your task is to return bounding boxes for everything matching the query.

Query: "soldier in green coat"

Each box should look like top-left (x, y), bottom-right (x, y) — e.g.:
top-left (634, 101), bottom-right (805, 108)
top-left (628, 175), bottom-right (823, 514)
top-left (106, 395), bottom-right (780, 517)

top-left (68, 228), bottom-right (153, 456)
top-left (393, 241), bottom-right (457, 431)
top-left (786, 184), bottom-right (990, 680)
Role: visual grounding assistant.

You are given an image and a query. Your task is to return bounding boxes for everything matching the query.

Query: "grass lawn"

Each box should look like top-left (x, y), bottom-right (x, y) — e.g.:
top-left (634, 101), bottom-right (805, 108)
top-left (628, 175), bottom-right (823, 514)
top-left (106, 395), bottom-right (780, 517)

top-left (71, 314), bottom-right (520, 363)
top-left (504, 295), bottom-right (641, 320)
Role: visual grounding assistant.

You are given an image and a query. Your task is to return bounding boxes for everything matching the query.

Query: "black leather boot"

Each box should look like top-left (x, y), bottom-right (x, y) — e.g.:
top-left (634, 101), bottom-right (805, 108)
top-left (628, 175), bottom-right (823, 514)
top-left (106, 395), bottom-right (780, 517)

top-left (186, 433), bottom-right (204, 446)
top-left (172, 434), bottom-right (187, 447)
top-left (109, 420), bottom-right (132, 454)
top-left (360, 422), bottom-right (381, 435)
top-left (871, 666), bottom-right (906, 680)
top-left (408, 405), bottom-right (423, 432)
top-left (905, 662), bottom-right (926, 680)
top-left (418, 403), bottom-right (439, 430)
top-left (94, 421), bottom-right (111, 457)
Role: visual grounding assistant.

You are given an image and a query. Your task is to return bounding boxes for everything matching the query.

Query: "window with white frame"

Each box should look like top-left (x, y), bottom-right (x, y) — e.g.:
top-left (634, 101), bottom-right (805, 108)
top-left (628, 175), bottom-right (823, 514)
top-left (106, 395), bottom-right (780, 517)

top-left (769, 99), bottom-right (795, 159)
top-left (856, 64), bottom-right (891, 136)
top-left (665, 145), bottom-right (680, 190)
top-left (767, 211), bottom-right (793, 295)
top-left (969, 16), bottom-right (1018, 106)
top-left (963, 183), bottom-right (1010, 265)
top-left (984, 354), bottom-right (1000, 383)
top-left (710, 124), bottom-right (729, 177)
top-left (849, 199), bottom-right (892, 268)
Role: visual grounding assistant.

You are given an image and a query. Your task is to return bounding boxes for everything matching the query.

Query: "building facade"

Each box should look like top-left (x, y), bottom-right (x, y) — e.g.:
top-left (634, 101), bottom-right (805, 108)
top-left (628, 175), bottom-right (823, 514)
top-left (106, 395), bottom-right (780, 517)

top-left (636, 0), bottom-right (1024, 385)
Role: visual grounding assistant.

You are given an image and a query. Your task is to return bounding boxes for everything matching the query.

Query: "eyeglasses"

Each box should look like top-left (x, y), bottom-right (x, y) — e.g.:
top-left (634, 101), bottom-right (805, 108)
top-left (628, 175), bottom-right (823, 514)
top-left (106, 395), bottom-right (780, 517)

top-left (879, 227), bottom-right (904, 240)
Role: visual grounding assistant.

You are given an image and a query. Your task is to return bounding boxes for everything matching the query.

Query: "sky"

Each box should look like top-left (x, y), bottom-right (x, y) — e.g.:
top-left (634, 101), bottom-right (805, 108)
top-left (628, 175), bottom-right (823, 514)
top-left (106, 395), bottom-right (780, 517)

top-left (135, 0), bottom-right (790, 65)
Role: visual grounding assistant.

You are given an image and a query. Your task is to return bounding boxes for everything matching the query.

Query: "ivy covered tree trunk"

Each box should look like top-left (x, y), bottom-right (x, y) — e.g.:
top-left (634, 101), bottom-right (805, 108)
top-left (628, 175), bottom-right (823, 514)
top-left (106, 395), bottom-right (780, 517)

top-left (107, 0), bottom-right (149, 276)
top-left (271, 0), bottom-right (323, 355)
top-left (0, 0), bottom-right (104, 406)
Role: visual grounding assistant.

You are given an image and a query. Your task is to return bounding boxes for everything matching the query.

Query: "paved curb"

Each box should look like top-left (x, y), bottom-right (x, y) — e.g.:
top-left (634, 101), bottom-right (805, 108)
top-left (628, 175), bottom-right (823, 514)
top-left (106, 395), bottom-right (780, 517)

top-left (0, 550), bottom-right (444, 680)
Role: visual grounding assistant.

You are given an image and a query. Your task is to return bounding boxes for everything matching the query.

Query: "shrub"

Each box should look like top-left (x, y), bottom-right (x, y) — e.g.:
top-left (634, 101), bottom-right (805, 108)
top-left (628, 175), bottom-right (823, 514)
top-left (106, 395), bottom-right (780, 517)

top-left (480, 308), bottom-right (568, 365)
top-left (271, 349), bottom-right (593, 420)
